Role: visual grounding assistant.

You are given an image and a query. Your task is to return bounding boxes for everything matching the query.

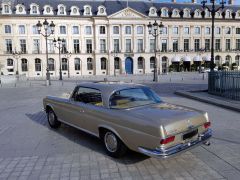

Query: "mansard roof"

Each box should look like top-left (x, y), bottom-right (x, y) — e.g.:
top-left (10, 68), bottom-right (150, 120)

top-left (8, 0), bottom-right (240, 17)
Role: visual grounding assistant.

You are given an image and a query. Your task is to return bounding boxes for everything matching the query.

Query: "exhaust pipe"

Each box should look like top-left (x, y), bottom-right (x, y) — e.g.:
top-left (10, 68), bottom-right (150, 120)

top-left (203, 141), bottom-right (210, 146)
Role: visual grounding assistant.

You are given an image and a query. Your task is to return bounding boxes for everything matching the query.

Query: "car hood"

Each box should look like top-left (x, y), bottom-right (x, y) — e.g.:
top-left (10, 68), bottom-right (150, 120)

top-left (129, 102), bottom-right (207, 136)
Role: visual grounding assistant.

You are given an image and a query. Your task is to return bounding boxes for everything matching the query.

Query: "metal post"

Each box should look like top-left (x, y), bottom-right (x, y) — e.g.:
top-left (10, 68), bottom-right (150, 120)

top-left (45, 35), bottom-right (50, 86)
top-left (154, 29), bottom-right (158, 82)
top-left (210, 2), bottom-right (215, 72)
top-left (59, 45), bottom-right (62, 80)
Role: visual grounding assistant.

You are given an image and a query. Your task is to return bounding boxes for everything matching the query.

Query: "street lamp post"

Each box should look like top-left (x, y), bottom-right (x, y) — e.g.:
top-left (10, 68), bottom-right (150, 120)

top-left (36, 19), bottom-right (55, 86)
top-left (53, 37), bottom-right (65, 80)
top-left (147, 20), bottom-right (164, 82)
top-left (63, 51), bottom-right (72, 78)
top-left (12, 49), bottom-right (21, 80)
top-left (202, 0), bottom-right (225, 72)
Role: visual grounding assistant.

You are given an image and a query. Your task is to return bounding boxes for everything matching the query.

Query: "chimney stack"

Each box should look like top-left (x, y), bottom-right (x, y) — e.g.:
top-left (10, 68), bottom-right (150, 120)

top-left (192, 0), bottom-right (197, 3)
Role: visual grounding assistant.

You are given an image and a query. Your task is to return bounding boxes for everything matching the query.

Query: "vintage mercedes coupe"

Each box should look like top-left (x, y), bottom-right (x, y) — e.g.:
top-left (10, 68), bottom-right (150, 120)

top-left (43, 82), bottom-right (212, 158)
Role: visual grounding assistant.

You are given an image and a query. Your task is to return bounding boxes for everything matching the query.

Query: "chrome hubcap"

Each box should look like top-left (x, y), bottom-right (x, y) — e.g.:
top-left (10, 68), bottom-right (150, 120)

top-left (48, 111), bottom-right (55, 125)
top-left (104, 132), bottom-right (118, 153)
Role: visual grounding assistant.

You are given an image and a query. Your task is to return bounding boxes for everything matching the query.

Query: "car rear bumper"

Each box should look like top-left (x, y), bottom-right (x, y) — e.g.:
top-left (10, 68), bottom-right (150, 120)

top-left (138, 128), bottom-right (212, 158)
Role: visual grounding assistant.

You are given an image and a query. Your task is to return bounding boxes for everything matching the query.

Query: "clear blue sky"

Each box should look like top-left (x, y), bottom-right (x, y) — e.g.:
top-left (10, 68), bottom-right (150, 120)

top-left (155, 0), bottom-right (240, 5)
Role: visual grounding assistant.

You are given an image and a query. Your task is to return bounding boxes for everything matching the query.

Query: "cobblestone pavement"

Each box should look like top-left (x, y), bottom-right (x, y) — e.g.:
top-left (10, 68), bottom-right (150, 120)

top-left (0, 73), bottom-right (239, 180)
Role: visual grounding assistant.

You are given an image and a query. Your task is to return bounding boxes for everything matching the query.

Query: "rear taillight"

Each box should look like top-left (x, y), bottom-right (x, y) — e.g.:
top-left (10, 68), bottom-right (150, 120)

top-left (160, 136), bottom-right (175, 145)
top-left (204, 122), bottom-right (211, 129)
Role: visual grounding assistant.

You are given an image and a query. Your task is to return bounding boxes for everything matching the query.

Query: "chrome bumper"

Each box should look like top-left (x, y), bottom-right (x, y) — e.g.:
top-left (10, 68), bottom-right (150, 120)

top-left (138, 128), bottom-right (212, 158)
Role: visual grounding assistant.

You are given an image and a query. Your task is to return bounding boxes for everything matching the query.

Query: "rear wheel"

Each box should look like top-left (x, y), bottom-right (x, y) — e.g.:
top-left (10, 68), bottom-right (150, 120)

top-left (103, 131), bottom-right (127, 158)
top-left (47, 109), bottom-right (61, 129)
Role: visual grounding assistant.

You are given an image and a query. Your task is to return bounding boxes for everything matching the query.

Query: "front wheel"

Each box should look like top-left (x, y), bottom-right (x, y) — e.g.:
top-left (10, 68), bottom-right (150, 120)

top-left (47, 109), bottom-right (61, 129)
top-left (103, 131), bottom-right (127, 158)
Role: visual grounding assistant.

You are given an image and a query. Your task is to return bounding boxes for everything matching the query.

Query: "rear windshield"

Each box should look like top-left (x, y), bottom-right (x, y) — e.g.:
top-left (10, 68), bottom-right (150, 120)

top-left (109, 87), bottom-right (161, 109)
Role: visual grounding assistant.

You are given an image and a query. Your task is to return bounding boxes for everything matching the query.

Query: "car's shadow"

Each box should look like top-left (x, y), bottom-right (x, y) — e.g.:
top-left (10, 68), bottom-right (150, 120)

top-left (26, 111), bottom-right (149, 164)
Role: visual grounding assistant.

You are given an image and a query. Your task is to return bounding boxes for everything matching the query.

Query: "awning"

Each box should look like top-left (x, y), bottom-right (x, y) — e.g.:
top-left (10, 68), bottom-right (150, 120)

top-left (193, 55), bottom-right (202, 61)
top-left (183, 56), bottom-right (191, 62)
top-left (203, 56), bottom-right (211, 61)
top-left (171, 56), bottom-right (180, 62)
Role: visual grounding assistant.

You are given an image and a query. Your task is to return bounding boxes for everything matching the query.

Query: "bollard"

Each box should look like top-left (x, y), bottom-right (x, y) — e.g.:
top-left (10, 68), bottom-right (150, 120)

top-left (202, 73), bottom-right (205, 80)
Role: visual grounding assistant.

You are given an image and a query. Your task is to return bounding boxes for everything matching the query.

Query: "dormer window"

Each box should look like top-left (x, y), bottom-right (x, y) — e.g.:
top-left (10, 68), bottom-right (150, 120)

top-left (184, 9), bottom-right (190, 18)
top-left (70, 6), bottom-right (80, 15)
top-left (215, 11), bottom-right (221, 18)
top-left (84, 5), bottom-right (92, 16)
top-left (225, 10), bottom-right (232, 18)
top-left (2, 3), bottom-right (11, 14)
top-left (205, 9), bottom-right (211, 18)
top-left (172, 9), bottom-right (179, 17)
top-left (16, 4), bottom-right (26, 14)
top-left (97, 6), bottom-right (106, 16)
top-left (161, 8), bottom-right (168, 17)
top-left (30, 3), bottom-right (39, 14)
top-left (236, 11), bottom-right (240, 19)
top-left (58, 4), bottom-right (66, 15)
top-left (43, 5), bottom-right (53, 15)
top-left (194, 9), bottom-right (201, 18)
top-left (149, 7), bottom-right (157, 17)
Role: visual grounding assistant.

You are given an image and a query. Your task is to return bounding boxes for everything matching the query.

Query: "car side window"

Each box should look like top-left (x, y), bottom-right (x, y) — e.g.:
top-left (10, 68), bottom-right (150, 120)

top-left (73, 87), bottom-right (103, 106)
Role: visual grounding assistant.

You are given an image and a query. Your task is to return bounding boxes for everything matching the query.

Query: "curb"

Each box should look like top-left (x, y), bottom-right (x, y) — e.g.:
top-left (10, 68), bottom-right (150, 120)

top-left (175, 90), bottom-right (240, 113)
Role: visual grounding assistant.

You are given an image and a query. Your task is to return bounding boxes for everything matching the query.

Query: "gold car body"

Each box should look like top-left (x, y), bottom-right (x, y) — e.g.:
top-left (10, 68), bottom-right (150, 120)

top-left (43, 82), bottom-right (212, 158)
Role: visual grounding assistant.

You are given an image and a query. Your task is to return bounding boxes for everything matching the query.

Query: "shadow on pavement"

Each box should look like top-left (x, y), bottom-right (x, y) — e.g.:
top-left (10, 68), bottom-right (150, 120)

top-left (25, 111), bottom-right (149, 164)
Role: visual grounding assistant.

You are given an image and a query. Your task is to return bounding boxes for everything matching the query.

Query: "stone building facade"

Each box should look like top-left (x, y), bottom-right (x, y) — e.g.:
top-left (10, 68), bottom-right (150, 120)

top-left (0, 0), bottom-right (240, 78)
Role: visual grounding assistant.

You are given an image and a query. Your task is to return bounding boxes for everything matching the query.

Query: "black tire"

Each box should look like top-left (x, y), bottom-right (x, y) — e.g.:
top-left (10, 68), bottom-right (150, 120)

top-left (102, 130), bottom-right (127, 158)
top-left (47, 109), bottom-right (61, 129)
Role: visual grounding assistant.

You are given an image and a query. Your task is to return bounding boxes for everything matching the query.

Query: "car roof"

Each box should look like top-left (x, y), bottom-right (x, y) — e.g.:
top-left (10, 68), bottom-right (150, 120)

top-left (76, 82), bottom-right (147, 108)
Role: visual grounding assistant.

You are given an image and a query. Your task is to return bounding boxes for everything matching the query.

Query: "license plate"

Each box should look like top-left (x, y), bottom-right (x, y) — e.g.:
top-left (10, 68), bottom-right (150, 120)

top-left (183, 129), bottom-right (198, 140)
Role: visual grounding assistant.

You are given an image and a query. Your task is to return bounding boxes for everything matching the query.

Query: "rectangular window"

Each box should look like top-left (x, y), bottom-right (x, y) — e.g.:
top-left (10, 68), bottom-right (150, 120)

top-left (35, 59), bottom-right (41, 71)
top-left (60, 26), bottom-right (66, 34)
top-left (205, 39), bottom-right (210, 51)
top-left (86, 39), bottom-right (92, 53)
top-left (47, 39), bottom-right (54, 53)
top-left (5, 39), bottom-right (12, 53)
top-left (33, 39), bottom-right (40, 54)
top-left (150, 39), bottom-right (155, 52)
top-left (74, 58), bottom-right (81, 71)
top-left (62, 59), bottom-right (68, 71)
top-left (226, 39), bottom-right (231, 51)
top-left (73, 39), bottom-right (80, 53)
top-left (137, 39), bottom-right (143, 52)
top-left (184, 27), bottom-right (189, 34)
top-left (20, 39), bottom-right (27, 53)
top-left (236, 39), bottom-right (240, 50)
top-left (205, 27), bottom-right (211, 34)
top-left (137, 26), bottom-right (143, 34)
top-left (113, 39), bottom-right (120, 52)
top-left (100, 39), bottom-right (106, 53)
top-left (32, 25), bottom-right (38, 34)
top-left (113, 26), bottom-right (119, 34)
top-left (162, 27), bottom-right (168, 35)
top-left (236, 28), bottom-right (240, 34)
top-left (173, 39), bottom-right (178, 52)
top-left (215, 39), bottom-right (221, 51)
top-left (195, 27), bottom-right (200, 34)
top-left (161, 39), bottom-right (167, 52)
top-left (125, 26), bottom-right (131, 34)
top-left (126, 39), bottom-right (131, 52)
top-left (99, 26), bottom-right (106, 34)
top-left (173, 27), bottom-right (178, 34)
top-left (5, 25), bottom-right (11, 33)
top-left (85, 26), bottom-right (92, 35)
top-left (4, 5), bottom-right (9, 13)
top-left (19, 25), bottom-right (25, 34)
top-left (61, 40), bottom-right (67, 53)
top-left (194, 39), bottom-right (200, 51)
top-left (72, 26), bottom-right (79, 34)
top-left (184, 39), bottom-right (189, 52)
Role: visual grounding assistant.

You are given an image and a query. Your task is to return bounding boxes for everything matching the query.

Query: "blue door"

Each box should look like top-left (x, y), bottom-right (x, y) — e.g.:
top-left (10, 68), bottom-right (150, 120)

top-left (125, 57), bottom-right (133, 74)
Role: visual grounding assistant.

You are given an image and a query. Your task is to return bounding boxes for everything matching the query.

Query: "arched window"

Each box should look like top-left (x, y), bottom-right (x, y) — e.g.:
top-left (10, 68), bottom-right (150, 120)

top-left (62, 58), bottom-right (68, 71)
top-left (225, 27), bottom-right (231, 34)
top-left (215, 56), bottom-right (221, 66)
top-left (235, 55), bottom-right (240, 66)
top-left (21, 59), bottom-right (28, 72)
top-left (114, 57), bottom-right (120, 70)
top-left (84, 5), bottom-right (92, 16)
top-left (184, 9), bottom-right (190, 18)
top-left (150, 57), bottom-right (155, 69)
top-left (48, 58), bottom-right (55, 71)
top-left (74, 58), bottom-right (80, 70)
top-left (161, 8), bottom-right (168, 17)
top-left (87, 58), bottom-right (93, 70)
top-left (225, 55), bottom-right (231, 66)
top-left (35, 58), bottom-right (41, 71)
top-left (205, 10), bottom-right (210, 18)
top-left (138, 57), bottom-right (144, 69)
top-left (101, 58), bottom-right (107, 70)
top-left (7, 59), bottom-right (13, 66)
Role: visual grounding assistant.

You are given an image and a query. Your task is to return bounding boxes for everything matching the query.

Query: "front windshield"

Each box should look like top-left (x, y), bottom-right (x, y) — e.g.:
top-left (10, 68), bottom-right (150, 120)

top-left (109, 87), bottom-right (161, 109)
